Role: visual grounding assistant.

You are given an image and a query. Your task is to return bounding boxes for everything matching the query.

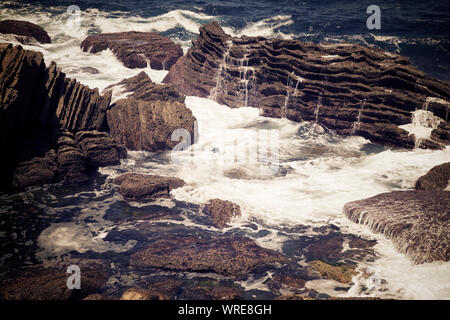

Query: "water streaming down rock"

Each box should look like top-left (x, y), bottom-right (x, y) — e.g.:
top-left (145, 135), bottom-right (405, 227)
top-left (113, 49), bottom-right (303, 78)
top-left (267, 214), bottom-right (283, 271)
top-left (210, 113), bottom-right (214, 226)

top-left (165, 22), bottom-right (450, 149)
top-left (351, 99), bottom-right (366, 135)
top-left (344, 191), bottom-right (449, 264)
top-left (314, 95), bottom-right (322, 124)
top-left (209, 40), bottom-right (233, 101)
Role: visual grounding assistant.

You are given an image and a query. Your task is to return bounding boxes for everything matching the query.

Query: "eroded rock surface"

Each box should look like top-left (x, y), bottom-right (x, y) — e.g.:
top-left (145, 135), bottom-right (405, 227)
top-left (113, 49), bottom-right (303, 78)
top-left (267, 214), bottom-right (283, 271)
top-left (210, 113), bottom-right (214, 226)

top-left (105, 72), bottom-right (197, 151)
top-left (80, 32), bottom-right (183, 70)
top-left (113, 173), bottom-right (185, 201)
top-left (344, 191), bottom-right (449, 263)
top-left (164, 22), bottom-right (450, 149)
top-left (202, 199), bottom-right (241, 228)
top-left (0, 43), bottom-right (123, 190)
top-left (415, 162), bottom-right (450, 191)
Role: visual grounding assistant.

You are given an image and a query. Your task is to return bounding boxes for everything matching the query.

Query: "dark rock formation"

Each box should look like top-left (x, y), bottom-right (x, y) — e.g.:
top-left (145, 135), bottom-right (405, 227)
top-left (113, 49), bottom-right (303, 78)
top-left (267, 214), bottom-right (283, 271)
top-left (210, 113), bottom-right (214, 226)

top-left (0, 43), bottom-right (123, 190)
top-left (105, 72), bottom-right (197, 151)
top-left (130, 236), bottom-right (288, 276)
top-left (415, 162), bottom-right (450, 191)
top-left (0, 260), bottom-right (109, 300)
top-left (75, 131), bottom-right (123, 168)
top-left (0, 20), bottom-right (51, 44)
top-left (344, 191), bottom-right (449, 264)
top-left (202, 199), bottom-right (241, 228)
top-left (164, 22), bottom-right (450, 149)
top-left (80, 32), bottom-right (183, 70)
top-left (113, 173), bottom-right (185, 202)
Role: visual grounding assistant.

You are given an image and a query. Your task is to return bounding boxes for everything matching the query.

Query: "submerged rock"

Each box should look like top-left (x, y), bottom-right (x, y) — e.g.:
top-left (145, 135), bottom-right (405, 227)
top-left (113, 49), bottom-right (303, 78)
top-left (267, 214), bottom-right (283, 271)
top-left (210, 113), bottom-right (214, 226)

top-left (202, 199), bottom-right (241, 228)
top-left (130, 236), bottom-right (288, 276)
top-left (113, 173), bottom-right (186, 202)
top-left (105, 72), bottom-right (197, 151)
top-left (415, 162), bottom-right (450, 191)
top-left (0, 20), bottom-right (51, 44)
top-left (0, 260), bottom-right (109, 300)
top-left (80, 32), bottom-right (183, 70)
top-left (344, 191), bottom-right (450, 264)
top-left (164, 22), bottom-right (450, 149)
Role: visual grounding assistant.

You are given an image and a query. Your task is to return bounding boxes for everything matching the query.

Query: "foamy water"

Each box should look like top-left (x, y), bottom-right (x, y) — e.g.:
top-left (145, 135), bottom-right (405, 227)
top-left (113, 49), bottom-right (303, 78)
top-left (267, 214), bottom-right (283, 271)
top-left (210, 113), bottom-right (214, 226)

top-left (0, 2), bottom-right (449, 300)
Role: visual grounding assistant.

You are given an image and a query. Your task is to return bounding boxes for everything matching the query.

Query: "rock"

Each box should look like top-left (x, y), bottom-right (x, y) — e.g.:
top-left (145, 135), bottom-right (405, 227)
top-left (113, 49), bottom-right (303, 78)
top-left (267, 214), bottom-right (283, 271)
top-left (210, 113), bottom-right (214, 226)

top-left (0, 260), bottom-right (109, 300)
top-left (75, 131), bottom-right (125, 168)
top-left (202, 199), bottom-right (241, 228)
top-left (120, 287), bottom-right (168, 300)
top-left (105, 72), bottom-right (197, 151)
top-left (344, 191), bottom-right (450, 263)
top-left (12, 150), bottom-right (57, 189)
top-left (164, 22), bottom-right (450, 149)
top-left (415, 162), bottom-right (450, 191)
top-left (80, 32), bottom-right (183, 70)
top-left (308, 260), bottom-right (357, 284)
top-left (0, 44), bottom-right (121, 190)
top-left (113, 173), bottom-right (185, 201)
top-left (431, 122), bottom-right (450, 144)
top-left (130, 236), bottom-right (288, 276)
top-left (0, 20), bottom-right (51, 44)
top-left (53, 130), bottom-right (89, 183)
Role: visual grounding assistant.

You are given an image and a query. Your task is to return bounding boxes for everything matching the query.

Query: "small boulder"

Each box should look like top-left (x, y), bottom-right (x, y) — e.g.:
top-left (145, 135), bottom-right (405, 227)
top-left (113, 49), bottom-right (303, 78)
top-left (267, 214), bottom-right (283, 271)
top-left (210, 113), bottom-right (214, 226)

top-left (202, 199), bottom-right (241, 228)
top-left (415, 162), bottom-right (450, 191)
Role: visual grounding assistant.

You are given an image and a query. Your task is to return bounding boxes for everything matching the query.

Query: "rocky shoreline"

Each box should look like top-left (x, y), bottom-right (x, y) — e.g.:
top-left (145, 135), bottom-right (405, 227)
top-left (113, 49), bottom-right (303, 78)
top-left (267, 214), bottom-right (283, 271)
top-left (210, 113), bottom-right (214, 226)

top-left (0, 19), bottom-right (449, 300)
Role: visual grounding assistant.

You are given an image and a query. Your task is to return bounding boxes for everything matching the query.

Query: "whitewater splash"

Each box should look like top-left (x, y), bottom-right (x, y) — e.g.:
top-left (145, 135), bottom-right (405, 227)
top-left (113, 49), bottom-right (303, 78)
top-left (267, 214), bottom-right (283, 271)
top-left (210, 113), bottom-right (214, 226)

top-left (97, 95), bottom-right (450, 299)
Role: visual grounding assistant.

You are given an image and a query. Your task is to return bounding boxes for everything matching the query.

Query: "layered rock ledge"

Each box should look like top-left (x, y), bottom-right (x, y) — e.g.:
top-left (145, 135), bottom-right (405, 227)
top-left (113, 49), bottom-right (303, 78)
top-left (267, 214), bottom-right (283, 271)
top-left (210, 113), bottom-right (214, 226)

top-left (164, 22), bottom-right (450, 149)
top-left (0, 43), bottom-right (125, 190)
top-left (80, 32), bottom-right (183, 70)
top-left (104, 72), bottom-right (197, 151)
top-left (344, 191), bottom-right (449, 264)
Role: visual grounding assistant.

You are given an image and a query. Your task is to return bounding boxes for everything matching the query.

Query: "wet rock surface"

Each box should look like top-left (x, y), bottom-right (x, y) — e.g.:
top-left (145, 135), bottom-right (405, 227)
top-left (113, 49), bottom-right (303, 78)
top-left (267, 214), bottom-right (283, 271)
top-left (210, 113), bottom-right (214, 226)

top-left (105, 72), bottom-right (197, 151)
top-left (202, 199), bottom-right (241, 228)
top-left (113, 173), bottom-right (186, 202)
top-left (80, 32), bottom-right (183, 70)
top-left (130, 236), bottom-right (288, 276)
top-left (164, 22), bottom-right (450, 149)
top-left (415, 162), bottom-right (450, 191)
top-left (0, 20), bottom-right (51, 44)
top-left (344, 191), bottom-right (450, 264)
